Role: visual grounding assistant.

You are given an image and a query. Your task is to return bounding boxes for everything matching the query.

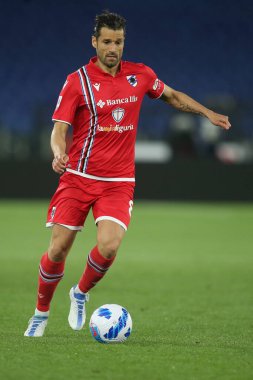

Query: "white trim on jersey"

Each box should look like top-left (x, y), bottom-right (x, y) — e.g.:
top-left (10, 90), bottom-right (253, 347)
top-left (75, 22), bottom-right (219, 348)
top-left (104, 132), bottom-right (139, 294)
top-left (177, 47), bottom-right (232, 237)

top-left (82, 66), bottom-right (98, 172)
top-left (52, 119), bottom-right (72, 125)
top-left (46, 222), bottom-right (83, 231)
top-left (77, 69), bottom-right (94, 172)
top-left (66, 168), bottom-right (135, 182)
top-left (95, 216), bottom-right (127, 231)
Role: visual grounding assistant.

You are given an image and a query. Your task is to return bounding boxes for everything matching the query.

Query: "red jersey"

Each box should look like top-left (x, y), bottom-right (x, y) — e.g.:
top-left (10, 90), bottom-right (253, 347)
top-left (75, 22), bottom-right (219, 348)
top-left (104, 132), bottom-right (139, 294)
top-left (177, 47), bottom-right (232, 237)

top-left (52, 57), bottom-right (165, 181)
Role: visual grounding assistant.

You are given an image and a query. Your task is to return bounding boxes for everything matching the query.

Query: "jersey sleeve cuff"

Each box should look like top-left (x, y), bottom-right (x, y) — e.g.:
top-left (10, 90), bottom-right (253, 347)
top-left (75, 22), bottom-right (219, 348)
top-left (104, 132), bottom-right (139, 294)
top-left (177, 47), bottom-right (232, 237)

top-left (152, 82), bottom-right (165, 99)
top-left (52, 119), bottom-right (72, 125)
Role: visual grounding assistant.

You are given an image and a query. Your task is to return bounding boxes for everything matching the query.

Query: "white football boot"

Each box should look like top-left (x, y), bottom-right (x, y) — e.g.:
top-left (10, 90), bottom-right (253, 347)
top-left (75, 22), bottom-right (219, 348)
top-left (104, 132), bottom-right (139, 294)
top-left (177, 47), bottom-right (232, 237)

top-left (24, 315), bottom-right (48, 337)
top-left (68, 286), bottom-right (89, 330)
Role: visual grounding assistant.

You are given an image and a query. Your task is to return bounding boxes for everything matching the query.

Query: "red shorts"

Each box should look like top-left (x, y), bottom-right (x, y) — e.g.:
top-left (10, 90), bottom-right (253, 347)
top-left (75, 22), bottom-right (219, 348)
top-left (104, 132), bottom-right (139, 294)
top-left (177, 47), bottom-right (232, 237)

top-left (46, 172), bottom-right (135, 231)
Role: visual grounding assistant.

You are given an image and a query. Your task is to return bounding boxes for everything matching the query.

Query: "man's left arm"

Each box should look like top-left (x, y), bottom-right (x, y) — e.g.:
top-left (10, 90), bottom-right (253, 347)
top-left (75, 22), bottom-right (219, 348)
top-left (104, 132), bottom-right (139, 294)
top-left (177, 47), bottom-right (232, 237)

top-left (160, 84), bottom-right (231, 130)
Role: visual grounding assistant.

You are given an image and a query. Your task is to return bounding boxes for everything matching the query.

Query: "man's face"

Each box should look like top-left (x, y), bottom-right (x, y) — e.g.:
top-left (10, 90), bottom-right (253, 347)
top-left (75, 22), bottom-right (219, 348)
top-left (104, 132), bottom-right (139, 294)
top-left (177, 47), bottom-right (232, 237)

top-left (92, 27), bottom-right (125, 69)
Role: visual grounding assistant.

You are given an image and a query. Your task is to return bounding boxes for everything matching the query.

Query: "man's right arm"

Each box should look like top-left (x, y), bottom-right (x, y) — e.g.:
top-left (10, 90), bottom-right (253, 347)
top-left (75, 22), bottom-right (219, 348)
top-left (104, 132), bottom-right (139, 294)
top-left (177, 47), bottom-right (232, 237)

top-left (51, 121), bottom-right (69, 174)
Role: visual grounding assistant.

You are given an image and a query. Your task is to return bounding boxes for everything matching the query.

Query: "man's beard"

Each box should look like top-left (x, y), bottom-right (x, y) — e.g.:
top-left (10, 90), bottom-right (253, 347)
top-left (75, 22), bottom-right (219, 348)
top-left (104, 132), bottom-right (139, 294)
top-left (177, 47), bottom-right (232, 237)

top-left (105, 61), bottom-right (118, 68)
top-left (98, 52), bottom-right (121, 68)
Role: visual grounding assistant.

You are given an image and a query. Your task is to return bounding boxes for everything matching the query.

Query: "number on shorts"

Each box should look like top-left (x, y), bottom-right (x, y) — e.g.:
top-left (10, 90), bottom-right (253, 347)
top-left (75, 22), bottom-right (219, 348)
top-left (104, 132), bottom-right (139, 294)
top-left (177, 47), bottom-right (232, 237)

top-left (129, 200), bottom-right (134, 216)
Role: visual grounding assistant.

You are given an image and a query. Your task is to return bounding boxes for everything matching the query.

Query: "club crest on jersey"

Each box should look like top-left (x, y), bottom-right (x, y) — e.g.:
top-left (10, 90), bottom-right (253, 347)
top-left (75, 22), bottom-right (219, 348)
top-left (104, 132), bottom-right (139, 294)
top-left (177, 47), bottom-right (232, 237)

top-left (126, 75), bottom-right (138, 87)
top-left (112, 108), bottom-right (125, 123)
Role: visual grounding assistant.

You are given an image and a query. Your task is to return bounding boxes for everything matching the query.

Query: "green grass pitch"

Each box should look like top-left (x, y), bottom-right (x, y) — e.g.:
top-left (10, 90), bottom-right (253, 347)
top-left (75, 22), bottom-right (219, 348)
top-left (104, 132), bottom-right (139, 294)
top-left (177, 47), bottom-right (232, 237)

top-left (0, 200), bottom-right (253, 380)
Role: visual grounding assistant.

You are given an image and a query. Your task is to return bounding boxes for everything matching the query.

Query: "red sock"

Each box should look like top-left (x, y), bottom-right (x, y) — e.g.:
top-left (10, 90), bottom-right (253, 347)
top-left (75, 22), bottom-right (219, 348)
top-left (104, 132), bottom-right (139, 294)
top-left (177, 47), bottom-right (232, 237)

top-left (78, 246), bottom-right (115, 293)
top-left (36, 252), bottom-right (65, 312)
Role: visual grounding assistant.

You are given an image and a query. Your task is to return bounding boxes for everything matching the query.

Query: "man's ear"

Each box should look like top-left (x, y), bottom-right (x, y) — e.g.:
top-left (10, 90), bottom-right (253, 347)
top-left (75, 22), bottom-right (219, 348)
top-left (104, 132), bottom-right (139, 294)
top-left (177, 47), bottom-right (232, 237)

top-left (92, 36), bottom-right (97, 49)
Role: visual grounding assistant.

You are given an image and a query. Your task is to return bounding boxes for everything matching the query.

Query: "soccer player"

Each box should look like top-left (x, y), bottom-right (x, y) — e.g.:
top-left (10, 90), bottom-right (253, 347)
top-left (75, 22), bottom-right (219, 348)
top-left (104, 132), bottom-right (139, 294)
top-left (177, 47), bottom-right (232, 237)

top-left (24, 11), bottom-right (231, 337)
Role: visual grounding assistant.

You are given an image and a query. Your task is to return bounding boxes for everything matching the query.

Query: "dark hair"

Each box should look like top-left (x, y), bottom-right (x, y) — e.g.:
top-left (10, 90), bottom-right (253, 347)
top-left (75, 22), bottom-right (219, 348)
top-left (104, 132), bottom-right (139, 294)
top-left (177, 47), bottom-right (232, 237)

top-left (93, 11), bottom-right (126, 38)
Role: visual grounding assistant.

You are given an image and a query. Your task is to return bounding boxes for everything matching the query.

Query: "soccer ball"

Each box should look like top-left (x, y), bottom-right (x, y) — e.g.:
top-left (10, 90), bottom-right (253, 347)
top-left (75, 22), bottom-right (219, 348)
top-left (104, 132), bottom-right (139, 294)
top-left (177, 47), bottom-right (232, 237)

top-left (89, 304), bottom-right (132, 343)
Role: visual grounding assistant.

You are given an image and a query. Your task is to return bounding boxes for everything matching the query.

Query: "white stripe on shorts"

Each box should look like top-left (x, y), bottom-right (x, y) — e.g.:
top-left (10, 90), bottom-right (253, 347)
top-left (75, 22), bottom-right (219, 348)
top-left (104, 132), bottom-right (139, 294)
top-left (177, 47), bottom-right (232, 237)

top-left (95, 216), bottom-right (127, 231)
top-left (46, 222), bottom-right (83, 231)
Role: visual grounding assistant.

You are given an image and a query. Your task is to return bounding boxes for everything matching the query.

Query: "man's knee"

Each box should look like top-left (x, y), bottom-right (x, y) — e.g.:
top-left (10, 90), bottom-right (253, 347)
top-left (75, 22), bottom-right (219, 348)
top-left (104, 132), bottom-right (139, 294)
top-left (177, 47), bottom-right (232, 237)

top-left (48, 226), bottom-right (77, 262)
top-left (97, 236), bottom-right (122, 259)
top-left (96, 220), bottom-right (125, 259)
top-left (48, 241), bottom-right (70, 261)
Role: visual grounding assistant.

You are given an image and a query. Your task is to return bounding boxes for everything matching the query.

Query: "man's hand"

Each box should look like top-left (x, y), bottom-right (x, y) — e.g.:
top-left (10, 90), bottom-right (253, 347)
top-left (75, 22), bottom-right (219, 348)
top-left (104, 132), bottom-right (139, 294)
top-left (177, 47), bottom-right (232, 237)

top-left (51, 122), bottom-right (70, 174)
top-left (52, 153), bottom-right (69, 174)
top-left (205, 110), bottom-right (231, 130)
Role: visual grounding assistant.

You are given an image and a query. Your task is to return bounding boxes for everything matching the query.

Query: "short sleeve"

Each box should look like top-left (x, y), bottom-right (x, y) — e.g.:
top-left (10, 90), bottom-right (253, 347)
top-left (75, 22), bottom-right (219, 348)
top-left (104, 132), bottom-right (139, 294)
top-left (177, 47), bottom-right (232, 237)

top-left (52, 73), bottom-right (80, 125)
top-left (145, 66), bottom-right (165, 99)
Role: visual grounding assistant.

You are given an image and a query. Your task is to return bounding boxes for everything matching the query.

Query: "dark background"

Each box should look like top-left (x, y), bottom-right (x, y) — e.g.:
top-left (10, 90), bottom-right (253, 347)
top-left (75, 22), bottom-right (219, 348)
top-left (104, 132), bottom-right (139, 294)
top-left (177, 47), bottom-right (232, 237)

top-left (1, 0), bottom-right (253, 200)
